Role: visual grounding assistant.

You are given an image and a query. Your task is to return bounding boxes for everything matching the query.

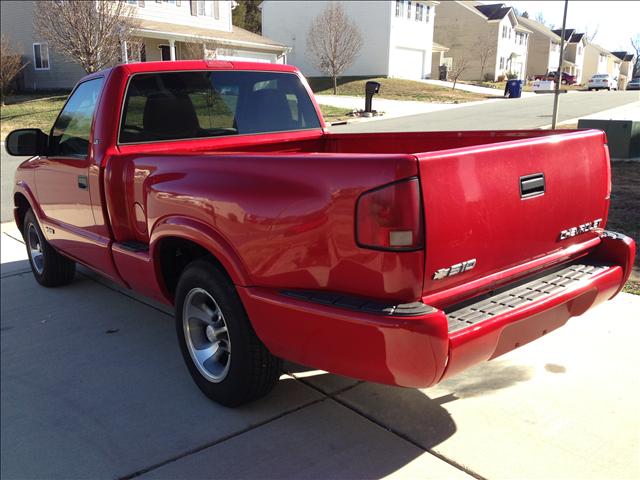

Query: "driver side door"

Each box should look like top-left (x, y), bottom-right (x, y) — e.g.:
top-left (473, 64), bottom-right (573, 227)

top-left (35, 77), bottom-right (107, 271)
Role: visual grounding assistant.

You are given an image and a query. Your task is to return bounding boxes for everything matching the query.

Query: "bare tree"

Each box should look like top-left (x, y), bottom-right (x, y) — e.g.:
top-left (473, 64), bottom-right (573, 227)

top-left (585, 25), bottom-right (599, 43)
top-left (535, 11), bottom-right (555, 29)
top-left (180, 39), bottom-right (233, 61)
top-left (632, 35), bottom-right (640, 78)
top-left (474, 32), bottom-right (496, 81)
top-left (0, 34), bottom-right (27, 105)
top-left (33, 0), bottom-right (139, 73)
top-left (450, 55), bottom-right (470, 90)
top-left (306, 3), bottom-right (362, 94)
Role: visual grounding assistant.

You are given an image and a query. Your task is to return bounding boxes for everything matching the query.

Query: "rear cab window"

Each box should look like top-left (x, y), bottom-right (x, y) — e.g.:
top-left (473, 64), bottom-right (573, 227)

top-left (119, 71), bottom-right (321, 144)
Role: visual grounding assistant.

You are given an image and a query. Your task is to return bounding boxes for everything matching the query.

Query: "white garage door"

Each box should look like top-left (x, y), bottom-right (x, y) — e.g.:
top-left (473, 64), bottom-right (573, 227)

top-left (392, 47), bottom-right (425, 79)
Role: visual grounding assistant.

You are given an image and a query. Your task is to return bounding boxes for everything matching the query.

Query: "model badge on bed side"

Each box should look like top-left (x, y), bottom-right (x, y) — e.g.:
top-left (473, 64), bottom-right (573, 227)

top-left (433, 259), bottom-right (477, 280)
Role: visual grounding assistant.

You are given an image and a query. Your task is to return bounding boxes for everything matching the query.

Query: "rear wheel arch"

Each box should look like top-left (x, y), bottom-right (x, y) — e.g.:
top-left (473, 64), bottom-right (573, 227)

top-left (150, 217), bottom-right (251, 303)
top-left (154, 235), bottom-right (235, 301)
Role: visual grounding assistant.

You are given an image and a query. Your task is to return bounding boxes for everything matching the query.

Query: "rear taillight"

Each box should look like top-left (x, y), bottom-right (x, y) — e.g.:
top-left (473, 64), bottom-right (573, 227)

top-left (356, 178), bottom-right (424, 251)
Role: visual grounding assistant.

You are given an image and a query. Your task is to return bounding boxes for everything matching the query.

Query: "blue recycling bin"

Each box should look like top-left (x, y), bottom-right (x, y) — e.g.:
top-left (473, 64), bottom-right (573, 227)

top-left (505, 79), bottom-right (523, 98)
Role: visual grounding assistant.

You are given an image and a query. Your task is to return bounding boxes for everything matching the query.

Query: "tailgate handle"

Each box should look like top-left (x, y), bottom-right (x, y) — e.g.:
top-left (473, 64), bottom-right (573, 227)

top-left (520, 173), bottom-right (545, 198)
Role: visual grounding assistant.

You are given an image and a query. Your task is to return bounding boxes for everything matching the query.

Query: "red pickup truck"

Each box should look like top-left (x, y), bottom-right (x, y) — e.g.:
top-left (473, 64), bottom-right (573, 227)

top-left (7, 61), bottom-right (635, 406)
top-left (533, 71), bottom-right (577, 85)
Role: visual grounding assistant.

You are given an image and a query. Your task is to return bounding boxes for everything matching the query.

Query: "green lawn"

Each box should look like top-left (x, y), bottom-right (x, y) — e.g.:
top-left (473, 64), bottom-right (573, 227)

top-left (308, 76), bottom-right (487, 103)
top-left (319, 104), bottom-right (353, 123)
top-left (1, 93), bottom-right (69, 140)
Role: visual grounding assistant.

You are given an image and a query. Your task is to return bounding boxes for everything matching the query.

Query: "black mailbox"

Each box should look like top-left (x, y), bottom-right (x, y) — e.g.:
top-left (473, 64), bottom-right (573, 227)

top-left (365, 81), bottom-right (381, 113)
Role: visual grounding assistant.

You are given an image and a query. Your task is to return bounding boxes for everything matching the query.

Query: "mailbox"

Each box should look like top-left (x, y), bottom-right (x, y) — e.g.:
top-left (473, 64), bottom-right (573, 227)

top-left (365, 81), bottom-right (381, 113)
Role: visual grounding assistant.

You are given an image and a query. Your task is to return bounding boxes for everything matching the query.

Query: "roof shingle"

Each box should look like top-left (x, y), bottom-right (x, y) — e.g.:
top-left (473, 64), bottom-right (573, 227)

top-left (475, 3), bottom-right (512, 20)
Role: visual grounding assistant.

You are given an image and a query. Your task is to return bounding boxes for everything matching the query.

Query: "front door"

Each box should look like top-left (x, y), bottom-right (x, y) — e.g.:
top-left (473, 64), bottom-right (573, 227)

top-left (160, 45), bottom-right (171, 61)
top-left (35, 77), bottom-right (114, 274)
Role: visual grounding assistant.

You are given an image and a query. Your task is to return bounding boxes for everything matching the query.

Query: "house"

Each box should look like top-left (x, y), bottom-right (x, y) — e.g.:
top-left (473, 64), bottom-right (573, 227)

top-left (517, 16), bottom-right (562, 78)
top-left (262, 1), bottom-right (440, 80)
top-left (433, 2), bottom-right (531, 81)
top-left (431, 42), bottom-right (451, 79)
top-left (607, 53), bottom-right (622, 87)
top-left (583, 43), bottom-right (610, 83)
top-left (551, 29), bottom-right (587, 83)
top-left (611, 51), bottom-right (636, 89)
top-left (0, 0), bottom-right (289, 91)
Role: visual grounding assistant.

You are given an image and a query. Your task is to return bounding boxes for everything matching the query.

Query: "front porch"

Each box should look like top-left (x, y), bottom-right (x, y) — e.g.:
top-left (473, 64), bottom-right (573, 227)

top-left (121, 19), bottom-right (289, 65)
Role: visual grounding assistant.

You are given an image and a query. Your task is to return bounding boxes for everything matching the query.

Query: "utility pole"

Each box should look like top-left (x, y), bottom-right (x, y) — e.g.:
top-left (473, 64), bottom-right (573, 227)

top-left (551, 0), bottom-right (569, 129)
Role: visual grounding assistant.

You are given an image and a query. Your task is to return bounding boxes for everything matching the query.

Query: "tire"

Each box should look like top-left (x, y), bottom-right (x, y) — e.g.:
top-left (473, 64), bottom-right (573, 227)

top-left (23, 209), bottom-right (75, 287)
top-left (175, 258), bottom-right (282, 407)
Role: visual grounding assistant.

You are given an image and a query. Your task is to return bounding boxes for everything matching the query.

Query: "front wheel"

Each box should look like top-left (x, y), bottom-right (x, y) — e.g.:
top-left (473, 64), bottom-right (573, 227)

top-left (175, 259), bottom-right (282, 406)
top-left (23, 209), bottom-right (75, 287)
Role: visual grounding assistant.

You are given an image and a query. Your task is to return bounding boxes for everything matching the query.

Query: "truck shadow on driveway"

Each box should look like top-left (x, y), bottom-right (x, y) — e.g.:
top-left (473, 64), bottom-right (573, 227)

top-left (0, 259), bottom-right (531, 478)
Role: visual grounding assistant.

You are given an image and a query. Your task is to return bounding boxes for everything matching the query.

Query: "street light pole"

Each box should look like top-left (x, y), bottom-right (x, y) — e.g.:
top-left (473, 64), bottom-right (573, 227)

top-left (551, 0), bottom-right (569, 129)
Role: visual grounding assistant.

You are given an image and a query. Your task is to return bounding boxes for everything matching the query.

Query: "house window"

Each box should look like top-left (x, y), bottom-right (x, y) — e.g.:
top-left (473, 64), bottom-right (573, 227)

top-left (395, 0), bottom-right (402, 17)
top-left (499, 57), bottom-right (504, 69)
top-left (578, 45), bottom-right (582, 55)
top-left (415, 3), bottom-right (423, 21)
top-left (502, 26), bottom-right (507, 38)
top-left (407, 0), bottom-right (412, 19)
top-left (425, 5), bottom-right (430, 22)
top-left (33, 43), bottom-right (50, 70)
top-left (195, 0), bottom-right (217, 17)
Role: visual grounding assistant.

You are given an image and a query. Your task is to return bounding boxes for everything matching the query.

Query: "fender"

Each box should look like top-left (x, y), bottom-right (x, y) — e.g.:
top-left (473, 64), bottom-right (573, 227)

top-left (149, 215), bottom-right (252, 287)
top-left (14, 180), bottom-right (45, 236)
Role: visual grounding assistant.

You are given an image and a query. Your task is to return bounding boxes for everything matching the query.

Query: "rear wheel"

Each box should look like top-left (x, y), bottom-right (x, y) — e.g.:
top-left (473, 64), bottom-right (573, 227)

top-left (23, 209), bottom-right (75, 287)
top-left (175, 259), bottom-right (282, 406)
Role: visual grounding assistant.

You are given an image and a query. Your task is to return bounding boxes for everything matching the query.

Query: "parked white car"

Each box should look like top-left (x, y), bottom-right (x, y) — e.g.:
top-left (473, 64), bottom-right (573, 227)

top-left (587, 74), bottom-right (618, 91)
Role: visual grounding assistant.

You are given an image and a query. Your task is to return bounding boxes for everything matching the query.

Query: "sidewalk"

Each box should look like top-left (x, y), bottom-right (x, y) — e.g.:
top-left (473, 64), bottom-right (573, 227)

top-left (315, 93), bottom-right (500, 121)
top-left (2, 221), bottom-right (639, 479)
top-left (419, 79), bottom-right (536, 98)
top-left (558, 100), bottom-right (640, 123)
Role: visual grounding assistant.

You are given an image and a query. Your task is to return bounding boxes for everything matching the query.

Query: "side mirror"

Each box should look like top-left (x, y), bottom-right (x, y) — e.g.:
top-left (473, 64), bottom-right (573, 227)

top-left (5, 128), bottom-right (48, 156)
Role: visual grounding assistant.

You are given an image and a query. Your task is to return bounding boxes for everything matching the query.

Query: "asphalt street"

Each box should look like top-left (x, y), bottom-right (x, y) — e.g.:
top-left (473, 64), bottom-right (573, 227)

top-left (331, 90), bottom-right (640, 132)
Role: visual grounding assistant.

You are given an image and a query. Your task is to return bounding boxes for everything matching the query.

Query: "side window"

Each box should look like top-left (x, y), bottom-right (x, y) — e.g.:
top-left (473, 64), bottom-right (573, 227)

top-left (33, 43), bottom-right (50, 70)
top-left (50, 77), bottom-right (104, 157)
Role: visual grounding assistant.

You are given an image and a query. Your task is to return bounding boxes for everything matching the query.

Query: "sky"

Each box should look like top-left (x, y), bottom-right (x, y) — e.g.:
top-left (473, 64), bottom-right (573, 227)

top-left (498, 1), bottom-right (639, 52)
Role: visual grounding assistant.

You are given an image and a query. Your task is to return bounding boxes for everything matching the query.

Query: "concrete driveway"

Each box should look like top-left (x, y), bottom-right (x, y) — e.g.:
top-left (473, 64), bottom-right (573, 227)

top-left (1, 224), bottom-right (639, 480)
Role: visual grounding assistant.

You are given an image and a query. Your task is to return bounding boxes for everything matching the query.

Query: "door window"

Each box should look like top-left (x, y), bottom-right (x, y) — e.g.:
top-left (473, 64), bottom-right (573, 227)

top-left (50, 77), bottom-right (104, 158)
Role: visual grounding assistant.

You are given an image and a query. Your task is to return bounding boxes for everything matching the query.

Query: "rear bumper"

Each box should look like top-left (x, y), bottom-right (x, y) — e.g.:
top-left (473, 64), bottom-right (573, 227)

top-left (239, 232), bottom-right (635, 388)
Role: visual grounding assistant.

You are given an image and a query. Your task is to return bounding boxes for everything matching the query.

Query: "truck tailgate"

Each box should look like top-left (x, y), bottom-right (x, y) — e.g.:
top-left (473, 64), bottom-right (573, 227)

top-left (418, 130), bottom-right (610, 304)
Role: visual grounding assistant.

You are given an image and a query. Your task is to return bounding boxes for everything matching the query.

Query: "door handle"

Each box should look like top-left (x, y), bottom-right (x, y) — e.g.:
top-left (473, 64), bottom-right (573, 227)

top-left (78, 175), bottom-right (89, 190)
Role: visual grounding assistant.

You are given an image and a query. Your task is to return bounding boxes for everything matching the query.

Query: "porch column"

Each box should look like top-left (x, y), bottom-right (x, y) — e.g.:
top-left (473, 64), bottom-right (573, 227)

top-left (121, 40), bottom-right (128, 64)
top-left (169, 38), bottom-right (176, 61)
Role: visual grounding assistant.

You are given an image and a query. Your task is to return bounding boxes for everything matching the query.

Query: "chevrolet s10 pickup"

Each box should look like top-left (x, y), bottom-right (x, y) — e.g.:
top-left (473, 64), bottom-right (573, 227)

top-left (7, 61), bottom-right (635, 406)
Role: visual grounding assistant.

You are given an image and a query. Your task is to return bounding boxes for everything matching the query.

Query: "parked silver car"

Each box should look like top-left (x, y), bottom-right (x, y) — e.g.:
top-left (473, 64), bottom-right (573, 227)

top-left (587, 74), bottom-right (618, 91)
